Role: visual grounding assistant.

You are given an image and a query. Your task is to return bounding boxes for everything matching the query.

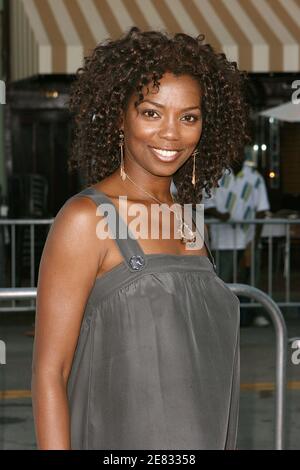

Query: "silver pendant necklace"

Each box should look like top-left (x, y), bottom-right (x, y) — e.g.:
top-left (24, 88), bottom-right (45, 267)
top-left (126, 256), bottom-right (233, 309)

top-left (120, 170), bottom-right (197, 244)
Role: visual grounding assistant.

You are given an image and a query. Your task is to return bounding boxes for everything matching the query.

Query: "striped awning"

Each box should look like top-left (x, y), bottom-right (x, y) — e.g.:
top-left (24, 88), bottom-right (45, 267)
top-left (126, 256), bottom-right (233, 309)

top-left (11, 0), bottom-right (300, 81)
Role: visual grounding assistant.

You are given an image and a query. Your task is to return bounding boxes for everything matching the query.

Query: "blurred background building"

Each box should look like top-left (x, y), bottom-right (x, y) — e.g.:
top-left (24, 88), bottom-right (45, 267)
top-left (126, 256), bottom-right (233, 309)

top-left (1, 0), bottom-right (300, 218)
top-left (0, 0), bottom-right (299, 289)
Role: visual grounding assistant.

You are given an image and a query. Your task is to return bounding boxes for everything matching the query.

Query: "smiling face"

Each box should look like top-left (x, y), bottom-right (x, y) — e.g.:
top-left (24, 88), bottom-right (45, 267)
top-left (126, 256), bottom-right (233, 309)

top-left (121, 72), bottom-right (203, 178)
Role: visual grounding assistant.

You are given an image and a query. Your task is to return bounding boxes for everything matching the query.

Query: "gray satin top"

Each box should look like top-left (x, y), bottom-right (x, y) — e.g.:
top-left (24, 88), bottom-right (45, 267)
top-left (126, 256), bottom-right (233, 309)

top-left (66, 187), bottom-right (240, 450)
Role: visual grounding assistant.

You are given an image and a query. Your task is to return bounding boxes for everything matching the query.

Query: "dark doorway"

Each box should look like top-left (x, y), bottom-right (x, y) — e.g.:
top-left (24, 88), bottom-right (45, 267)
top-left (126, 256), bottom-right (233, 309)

top-left (10, 107), bottom-right (77, 217)
top-left (4, 79), bottom-right (80, 286)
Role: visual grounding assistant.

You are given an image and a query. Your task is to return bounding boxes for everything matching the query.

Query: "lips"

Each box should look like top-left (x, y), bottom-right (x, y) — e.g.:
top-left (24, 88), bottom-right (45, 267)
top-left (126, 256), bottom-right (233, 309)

top-left (149, 146), bottom-right (182, 162)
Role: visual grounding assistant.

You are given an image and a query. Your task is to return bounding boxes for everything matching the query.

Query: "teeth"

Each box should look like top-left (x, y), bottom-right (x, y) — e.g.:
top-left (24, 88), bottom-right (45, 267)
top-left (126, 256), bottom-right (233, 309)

top-left (153, 148), bottom-right (178, 157)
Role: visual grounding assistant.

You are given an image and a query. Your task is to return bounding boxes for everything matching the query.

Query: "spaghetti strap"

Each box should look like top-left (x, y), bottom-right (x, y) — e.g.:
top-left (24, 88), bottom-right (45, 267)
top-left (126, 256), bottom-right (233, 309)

top-left (73, 187), bottom-right (148, 273)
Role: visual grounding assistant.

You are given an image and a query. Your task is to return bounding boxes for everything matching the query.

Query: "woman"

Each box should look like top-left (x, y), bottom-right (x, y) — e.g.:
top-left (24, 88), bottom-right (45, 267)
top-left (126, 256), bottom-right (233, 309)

top-left (31, 27), bottom-right (250, 450)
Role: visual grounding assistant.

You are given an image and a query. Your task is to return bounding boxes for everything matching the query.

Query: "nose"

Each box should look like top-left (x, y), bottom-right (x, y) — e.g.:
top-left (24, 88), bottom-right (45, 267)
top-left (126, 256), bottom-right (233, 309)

top-left (158, 116), bottom-right (180, 141)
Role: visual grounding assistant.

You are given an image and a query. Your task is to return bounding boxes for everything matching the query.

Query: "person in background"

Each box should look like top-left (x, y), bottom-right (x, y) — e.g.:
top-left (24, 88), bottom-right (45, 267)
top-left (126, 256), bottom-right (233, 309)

top-left (202, 157), bottom-right (270, 327)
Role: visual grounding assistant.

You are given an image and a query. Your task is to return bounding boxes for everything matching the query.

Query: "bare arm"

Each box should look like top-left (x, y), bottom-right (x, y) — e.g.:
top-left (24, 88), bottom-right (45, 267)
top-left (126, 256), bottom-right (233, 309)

top-left (31, 196), bottom-right (105, 449)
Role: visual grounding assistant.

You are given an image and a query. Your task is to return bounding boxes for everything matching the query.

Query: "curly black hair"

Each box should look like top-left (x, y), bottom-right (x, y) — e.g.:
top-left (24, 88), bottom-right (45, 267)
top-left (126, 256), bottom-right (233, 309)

top-left (68, 26), bottom-right (251, 204)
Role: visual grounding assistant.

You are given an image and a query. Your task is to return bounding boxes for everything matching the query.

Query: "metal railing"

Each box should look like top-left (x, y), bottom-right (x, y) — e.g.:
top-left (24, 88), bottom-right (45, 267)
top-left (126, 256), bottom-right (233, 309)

top-left (0, 284), bottom-right (290, 449)
top-left (206, 218), bottom-right (300, 310)
top-left (228, 283), bottom-right (288, 450)
top-left (0, 219), bottom-right (52, 312)
top-left (0, 218), bottom-right (300, 312)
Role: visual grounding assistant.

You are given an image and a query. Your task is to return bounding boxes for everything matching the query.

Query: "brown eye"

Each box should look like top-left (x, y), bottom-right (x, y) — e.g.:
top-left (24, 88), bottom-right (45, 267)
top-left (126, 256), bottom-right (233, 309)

top-left (142, 109), bottom-right (160, 118)
top-left (182, 114), bottom-right (200, 123)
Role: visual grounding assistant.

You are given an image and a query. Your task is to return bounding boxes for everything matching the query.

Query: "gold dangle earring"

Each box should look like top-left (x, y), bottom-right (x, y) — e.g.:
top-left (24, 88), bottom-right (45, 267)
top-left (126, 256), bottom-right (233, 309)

top-left (191, 148), bottom-right (198, 187)
top-left (119, 130), bottom-right (126, 181)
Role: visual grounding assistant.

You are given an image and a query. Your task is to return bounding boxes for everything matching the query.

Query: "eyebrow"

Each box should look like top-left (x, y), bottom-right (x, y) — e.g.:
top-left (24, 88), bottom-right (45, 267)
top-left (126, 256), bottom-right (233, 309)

top-left (139, 99), bottom-right (201, 112)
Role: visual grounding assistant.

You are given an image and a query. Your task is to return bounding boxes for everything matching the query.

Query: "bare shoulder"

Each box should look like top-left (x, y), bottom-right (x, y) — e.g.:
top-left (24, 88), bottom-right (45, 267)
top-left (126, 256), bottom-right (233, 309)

top-left (38, 194), bottom-right (108, 301)
top-left (49, 194), bottom-right (108, 262)
top-left (56, 193), bottom-right (101, 228)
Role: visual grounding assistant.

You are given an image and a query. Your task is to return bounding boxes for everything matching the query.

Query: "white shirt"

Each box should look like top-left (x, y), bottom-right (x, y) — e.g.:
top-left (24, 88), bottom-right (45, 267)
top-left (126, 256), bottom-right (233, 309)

top-left (202, 164), bottom-right (270, 250)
